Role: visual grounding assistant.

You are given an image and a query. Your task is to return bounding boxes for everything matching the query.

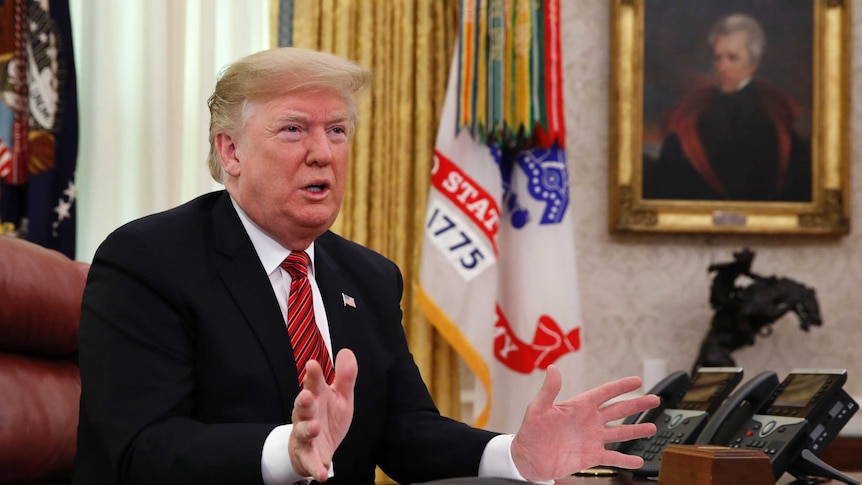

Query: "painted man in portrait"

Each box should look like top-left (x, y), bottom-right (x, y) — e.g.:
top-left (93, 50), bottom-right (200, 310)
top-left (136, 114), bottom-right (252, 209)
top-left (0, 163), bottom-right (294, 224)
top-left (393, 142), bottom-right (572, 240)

top-left (643, 13), bottom-right (812, 202)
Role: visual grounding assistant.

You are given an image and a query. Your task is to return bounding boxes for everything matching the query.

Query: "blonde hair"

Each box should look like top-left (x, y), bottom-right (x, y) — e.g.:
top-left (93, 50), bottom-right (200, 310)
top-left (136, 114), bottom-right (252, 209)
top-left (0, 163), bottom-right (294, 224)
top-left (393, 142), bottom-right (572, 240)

top-left (206, 47), bottom-right (374, 182)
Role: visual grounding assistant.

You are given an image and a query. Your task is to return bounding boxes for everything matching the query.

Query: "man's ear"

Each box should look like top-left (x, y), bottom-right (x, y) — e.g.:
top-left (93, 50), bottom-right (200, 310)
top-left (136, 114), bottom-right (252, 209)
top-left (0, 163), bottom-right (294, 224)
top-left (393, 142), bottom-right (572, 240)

top-left (215, 132), bottom-right (241, 177)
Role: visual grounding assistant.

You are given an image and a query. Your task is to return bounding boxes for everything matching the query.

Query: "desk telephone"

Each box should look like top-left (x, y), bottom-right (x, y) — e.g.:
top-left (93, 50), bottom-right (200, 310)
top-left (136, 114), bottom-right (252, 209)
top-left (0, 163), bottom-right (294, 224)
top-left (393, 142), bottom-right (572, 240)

top-left (613, 367), bottom-right (858, 484)
top-left (615, 367), bottom-right (744, 476)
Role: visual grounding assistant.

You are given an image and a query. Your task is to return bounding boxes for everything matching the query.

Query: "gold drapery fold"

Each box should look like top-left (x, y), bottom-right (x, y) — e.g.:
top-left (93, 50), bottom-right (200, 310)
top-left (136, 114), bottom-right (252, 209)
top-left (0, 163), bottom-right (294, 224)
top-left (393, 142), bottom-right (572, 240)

top-left (291, 1), bottom-right (461, 418)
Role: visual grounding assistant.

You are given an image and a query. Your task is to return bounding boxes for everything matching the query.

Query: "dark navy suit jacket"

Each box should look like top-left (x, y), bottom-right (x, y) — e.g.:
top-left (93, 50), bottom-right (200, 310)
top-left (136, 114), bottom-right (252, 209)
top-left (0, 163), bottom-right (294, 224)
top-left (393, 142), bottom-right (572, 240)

top-left (73, 191), bottom-right (496, 485)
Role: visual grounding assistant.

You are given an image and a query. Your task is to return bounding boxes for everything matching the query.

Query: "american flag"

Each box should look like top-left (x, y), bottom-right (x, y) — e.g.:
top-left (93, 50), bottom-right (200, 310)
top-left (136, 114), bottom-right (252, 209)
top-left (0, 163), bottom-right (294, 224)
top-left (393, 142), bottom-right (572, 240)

top-left (0, 140), bottom-right (11, 178)
top-left (0, 0), bottom-right (78, 259)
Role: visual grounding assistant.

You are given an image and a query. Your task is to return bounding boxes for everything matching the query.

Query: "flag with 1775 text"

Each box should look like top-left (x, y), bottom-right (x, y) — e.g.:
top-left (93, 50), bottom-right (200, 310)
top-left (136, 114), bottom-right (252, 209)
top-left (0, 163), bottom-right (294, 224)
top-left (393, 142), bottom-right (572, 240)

top-left (418, 0), bottom-right (584, 433)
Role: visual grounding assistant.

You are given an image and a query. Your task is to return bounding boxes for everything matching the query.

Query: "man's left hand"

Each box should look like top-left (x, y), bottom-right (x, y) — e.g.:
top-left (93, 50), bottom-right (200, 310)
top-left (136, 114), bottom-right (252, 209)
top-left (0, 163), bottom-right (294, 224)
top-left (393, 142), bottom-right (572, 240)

top-left (510, 368), bottom-right (660, 482)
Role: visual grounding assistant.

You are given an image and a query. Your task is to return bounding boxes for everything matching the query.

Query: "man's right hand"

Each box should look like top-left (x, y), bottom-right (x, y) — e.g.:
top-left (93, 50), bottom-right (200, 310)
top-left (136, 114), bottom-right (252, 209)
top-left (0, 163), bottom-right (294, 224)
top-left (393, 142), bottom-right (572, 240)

top-left (288, 348), bottom-right (357, 482)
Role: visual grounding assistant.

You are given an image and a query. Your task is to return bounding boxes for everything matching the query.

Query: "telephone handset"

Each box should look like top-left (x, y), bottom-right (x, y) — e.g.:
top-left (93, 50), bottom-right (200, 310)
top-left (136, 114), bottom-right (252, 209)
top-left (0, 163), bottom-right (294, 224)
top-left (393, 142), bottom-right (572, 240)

top-left (725, 369), bottom-right (859, 484)
top-left (694, 370), bottom-right (780, 446)
top-left (618, 367), bottom-right (744, 476)
top-left (607, 370), bottom-right (689, 454)
top-left (619, 370), bottom-right (690, 427)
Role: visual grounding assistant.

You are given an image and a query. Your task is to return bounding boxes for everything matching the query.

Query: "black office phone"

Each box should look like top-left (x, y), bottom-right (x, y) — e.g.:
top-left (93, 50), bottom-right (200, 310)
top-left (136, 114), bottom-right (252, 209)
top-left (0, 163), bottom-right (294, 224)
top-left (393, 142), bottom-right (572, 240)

top-left (618, 370), bottom-right (690, 428)
top-left (622, 367), bottom-right (744, 476)
top-left (696, 370), bottom-right (780, 446)
top-left (726, 369), bottom-right (859, 484)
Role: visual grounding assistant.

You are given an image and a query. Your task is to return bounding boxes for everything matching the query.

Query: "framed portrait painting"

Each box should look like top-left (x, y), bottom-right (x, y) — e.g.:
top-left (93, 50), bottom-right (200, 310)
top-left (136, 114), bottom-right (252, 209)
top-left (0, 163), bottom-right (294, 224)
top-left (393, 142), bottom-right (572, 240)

top-left (609, 0), bottom-right (850, 234)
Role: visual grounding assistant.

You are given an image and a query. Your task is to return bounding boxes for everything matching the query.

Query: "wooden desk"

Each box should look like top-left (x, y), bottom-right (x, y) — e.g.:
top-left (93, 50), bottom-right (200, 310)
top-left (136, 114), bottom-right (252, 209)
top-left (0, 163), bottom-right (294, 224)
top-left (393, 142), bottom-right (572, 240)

top-left (406, 471), bottom-right (862, 484)
top-left (553, 470), bottom-right (862, 484)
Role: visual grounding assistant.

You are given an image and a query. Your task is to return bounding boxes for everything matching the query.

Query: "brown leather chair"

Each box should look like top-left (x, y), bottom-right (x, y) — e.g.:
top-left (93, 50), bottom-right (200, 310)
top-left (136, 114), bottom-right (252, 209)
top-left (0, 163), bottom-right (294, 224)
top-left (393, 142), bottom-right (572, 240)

top-left (0, 236), bottom-right (89, 484)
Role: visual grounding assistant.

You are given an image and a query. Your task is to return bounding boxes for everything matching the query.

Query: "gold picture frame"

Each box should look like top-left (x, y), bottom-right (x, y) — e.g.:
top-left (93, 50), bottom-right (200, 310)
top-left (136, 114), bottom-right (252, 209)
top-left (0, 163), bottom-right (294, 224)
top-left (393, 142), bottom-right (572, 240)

top-left (609, 0), bottom-right (850, 234)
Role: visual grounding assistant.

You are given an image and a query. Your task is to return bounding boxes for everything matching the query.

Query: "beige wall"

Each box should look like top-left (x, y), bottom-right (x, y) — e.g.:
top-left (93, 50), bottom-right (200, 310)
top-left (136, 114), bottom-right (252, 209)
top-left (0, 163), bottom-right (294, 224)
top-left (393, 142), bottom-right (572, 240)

top-left (561, 0), bottom-right (862, 423)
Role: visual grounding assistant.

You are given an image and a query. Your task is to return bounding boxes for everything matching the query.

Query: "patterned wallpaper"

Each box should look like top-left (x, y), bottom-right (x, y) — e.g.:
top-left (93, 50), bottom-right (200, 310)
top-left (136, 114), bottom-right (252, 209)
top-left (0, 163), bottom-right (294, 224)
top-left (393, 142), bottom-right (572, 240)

top-left (559, 0), bottom-right (862, 427)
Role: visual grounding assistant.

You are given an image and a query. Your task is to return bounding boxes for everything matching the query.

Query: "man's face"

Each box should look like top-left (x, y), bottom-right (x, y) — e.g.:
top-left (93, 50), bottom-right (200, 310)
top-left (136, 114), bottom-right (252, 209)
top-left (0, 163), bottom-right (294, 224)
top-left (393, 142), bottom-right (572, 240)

top-left (221, 90), bottom-right (351, 249)
top-left (712, 31), bottom-right (758, 93)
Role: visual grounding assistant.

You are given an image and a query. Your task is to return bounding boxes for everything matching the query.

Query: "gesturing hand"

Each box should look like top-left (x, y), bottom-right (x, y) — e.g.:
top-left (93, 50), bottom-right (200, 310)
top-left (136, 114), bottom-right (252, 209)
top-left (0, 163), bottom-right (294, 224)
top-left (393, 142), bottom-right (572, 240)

top-left (511, 367), bottom-right (660, 482)
top-left (288, 348), bottom-right (358, 482)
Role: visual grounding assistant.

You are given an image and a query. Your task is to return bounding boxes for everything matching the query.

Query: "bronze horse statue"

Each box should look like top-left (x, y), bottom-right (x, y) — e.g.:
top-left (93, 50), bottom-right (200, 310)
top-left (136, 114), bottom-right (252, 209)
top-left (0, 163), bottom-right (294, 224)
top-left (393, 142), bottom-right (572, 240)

top-left (693, 248), bottom-right (822, 372)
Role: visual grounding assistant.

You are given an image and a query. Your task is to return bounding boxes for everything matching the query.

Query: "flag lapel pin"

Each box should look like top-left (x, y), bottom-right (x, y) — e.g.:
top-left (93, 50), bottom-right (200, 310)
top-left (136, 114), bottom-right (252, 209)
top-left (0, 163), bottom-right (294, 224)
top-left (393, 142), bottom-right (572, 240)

top-left (342, 292), bottom-right (356, 308)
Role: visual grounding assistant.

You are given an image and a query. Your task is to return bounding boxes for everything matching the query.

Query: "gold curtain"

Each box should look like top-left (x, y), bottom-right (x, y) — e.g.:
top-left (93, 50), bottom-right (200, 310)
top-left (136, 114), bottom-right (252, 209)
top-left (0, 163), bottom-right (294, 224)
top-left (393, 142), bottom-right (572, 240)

top-left (290, 1), bottom-right (463, 418)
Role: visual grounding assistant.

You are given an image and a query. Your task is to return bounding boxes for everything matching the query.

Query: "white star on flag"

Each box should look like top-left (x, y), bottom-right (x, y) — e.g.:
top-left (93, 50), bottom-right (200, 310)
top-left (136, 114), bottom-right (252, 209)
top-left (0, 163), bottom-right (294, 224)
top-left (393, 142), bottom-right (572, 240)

top-left (55, 199), bottom-right (72, 220)
top-left (63, 181), bottom-right (77, 201)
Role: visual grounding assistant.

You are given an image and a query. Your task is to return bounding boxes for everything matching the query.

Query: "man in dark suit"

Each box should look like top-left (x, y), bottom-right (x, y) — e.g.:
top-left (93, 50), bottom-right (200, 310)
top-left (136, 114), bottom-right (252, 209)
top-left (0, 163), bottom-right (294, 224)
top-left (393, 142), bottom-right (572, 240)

top-left (73, 47), bottom-right (659, 485)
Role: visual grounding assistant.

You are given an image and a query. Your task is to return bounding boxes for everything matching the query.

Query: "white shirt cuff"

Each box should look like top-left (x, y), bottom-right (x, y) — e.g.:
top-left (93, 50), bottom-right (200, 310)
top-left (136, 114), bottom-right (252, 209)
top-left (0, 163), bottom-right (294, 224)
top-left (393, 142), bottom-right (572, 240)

top-left (478, 434), bottom-right (554, 484)
top-left (261, 424), bottom-right (335, 484)
top-left (262, 424), bottom-right (306, 485)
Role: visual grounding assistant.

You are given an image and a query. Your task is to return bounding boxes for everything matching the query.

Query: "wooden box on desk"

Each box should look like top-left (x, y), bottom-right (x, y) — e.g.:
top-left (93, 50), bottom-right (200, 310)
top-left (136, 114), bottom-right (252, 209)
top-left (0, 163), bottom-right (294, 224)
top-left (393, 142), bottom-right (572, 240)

top-left (657, 445), bottom-right (773, 485)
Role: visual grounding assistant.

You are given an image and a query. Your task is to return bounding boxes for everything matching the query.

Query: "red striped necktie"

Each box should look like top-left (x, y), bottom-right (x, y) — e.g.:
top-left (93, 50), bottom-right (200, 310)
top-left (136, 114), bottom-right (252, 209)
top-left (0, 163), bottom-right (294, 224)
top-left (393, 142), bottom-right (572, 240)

top-left (281, 251), bottom-right (335, 385)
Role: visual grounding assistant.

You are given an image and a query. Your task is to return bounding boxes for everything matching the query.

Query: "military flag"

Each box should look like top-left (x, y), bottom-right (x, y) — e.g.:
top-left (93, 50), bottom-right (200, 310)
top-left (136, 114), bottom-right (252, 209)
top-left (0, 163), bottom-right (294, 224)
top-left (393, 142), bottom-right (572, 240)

top-left (419, 0), bottom-right (583, 432)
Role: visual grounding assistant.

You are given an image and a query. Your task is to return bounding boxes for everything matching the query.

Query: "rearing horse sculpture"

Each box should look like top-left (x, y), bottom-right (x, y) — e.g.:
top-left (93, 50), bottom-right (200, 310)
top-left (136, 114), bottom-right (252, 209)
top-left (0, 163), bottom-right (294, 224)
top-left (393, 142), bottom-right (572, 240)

top-left (693, 248), bottom-right (822, 372)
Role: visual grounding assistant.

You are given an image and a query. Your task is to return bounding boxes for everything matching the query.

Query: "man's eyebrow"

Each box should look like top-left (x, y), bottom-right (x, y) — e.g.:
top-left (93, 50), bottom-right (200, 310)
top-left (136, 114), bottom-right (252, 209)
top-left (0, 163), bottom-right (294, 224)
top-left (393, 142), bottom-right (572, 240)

top-left (276, 112), bottom-right (311, 123)
top-left (274, 111), bottom-right (350, 124)
top-left (325, 111), bottom-right (351, 124)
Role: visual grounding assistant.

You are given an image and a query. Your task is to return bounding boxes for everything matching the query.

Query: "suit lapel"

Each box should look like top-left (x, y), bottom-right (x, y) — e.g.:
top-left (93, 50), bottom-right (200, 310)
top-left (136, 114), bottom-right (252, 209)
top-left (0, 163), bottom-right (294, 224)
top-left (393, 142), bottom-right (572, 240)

top-left (210, 193), bottom-right (300, 416)
top-left (313, 234), bottom-right (364, 358)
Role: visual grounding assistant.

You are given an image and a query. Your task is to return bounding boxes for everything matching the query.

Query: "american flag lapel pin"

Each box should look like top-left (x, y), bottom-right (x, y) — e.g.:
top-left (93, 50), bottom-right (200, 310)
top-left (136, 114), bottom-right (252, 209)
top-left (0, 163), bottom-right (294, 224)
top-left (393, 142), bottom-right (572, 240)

top-left (342, 292), bottom-right (356, 308)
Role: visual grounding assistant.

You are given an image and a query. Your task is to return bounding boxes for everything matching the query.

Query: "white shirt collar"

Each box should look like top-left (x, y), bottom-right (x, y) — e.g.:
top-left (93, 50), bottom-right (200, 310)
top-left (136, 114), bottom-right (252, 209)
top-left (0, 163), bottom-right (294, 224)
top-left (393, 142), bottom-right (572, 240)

top-left (734, 77), bottom-right (752, 92)
top-left (229, 196), bottom-right (315, 276)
